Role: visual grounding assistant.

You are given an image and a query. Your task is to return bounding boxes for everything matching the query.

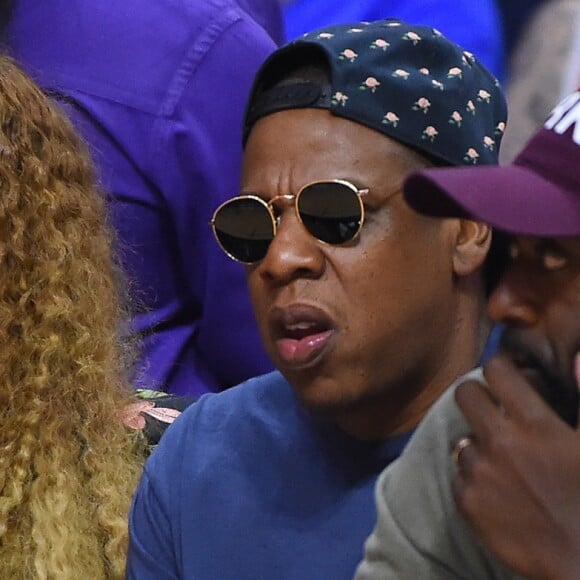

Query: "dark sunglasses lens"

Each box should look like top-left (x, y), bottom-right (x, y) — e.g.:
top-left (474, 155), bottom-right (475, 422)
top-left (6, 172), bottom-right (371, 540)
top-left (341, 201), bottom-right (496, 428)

top-left (298, 182), bottom-right (362, 244)
top-left (213, 198), bottom-right (274, 263)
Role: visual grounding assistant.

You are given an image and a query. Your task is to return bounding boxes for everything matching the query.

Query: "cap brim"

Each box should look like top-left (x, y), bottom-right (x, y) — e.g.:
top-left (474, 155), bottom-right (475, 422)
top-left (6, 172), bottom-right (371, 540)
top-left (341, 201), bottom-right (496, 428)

top-left (404, 165), bottom-right (580, 236)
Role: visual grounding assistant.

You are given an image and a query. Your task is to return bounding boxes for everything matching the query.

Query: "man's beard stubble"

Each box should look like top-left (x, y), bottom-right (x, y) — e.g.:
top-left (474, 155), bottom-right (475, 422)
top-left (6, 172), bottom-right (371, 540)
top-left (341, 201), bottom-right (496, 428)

top-left (499, 329), bottom-right (579, 428)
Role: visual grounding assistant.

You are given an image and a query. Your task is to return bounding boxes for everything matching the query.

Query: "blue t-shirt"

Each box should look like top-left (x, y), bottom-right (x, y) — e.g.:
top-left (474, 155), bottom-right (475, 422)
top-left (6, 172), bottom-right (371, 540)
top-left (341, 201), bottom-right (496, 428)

top-left (127, 371), bottom-right (412, 579)
top-left (283, 0), bottom-right (505, 81)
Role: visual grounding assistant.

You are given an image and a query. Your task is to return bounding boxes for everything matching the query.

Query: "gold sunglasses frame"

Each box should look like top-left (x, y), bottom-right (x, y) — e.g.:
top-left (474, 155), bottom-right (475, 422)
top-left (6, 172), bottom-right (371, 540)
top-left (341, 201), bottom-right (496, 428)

top-left (210, 179), bottom-right (369, 264)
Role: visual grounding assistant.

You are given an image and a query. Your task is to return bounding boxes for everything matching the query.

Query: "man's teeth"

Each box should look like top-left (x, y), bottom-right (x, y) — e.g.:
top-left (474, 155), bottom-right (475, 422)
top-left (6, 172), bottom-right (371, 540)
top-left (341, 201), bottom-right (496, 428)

top-left (286, 322), bottom-right (316, 331)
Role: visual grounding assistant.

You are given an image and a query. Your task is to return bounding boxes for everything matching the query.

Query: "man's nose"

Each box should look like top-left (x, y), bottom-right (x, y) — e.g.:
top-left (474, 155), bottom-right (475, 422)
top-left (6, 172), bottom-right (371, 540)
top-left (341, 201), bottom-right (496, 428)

top-left (255, 208), bottom-right (325, 285)
top-left (487, 267), bottom-right (539, 327)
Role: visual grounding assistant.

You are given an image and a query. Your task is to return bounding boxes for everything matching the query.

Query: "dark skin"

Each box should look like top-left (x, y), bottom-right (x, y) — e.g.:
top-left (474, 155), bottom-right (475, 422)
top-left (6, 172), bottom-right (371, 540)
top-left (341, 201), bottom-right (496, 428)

top-left (242, 108), bottom-right (492, 441)
top-left (453, 236), bottom-right (580, 580)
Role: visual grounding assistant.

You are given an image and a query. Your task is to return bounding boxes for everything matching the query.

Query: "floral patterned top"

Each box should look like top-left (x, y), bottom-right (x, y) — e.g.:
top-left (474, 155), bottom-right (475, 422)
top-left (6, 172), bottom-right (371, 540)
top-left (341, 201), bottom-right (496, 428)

top-left (121, 390), bottom-right (197, 452)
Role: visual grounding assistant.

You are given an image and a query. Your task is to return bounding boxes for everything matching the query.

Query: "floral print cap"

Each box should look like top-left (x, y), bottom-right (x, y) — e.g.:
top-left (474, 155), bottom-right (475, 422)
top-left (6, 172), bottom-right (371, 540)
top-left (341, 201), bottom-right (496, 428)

top-left (244, 19), bottom-right (507, 166)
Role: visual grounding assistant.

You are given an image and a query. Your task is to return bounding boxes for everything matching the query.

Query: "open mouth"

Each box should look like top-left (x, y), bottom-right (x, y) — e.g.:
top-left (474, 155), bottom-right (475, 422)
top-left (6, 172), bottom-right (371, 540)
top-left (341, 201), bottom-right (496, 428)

top-left (284, 320), bottom-right (328, 340)
top-left (272, 308), bottom-right (336, 367)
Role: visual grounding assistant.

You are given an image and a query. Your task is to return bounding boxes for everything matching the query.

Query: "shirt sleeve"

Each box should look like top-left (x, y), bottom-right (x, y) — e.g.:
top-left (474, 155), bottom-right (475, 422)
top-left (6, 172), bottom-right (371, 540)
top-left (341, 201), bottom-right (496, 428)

top-left (355, 370), bottom-right (523, 580)
top-left (126, 463), bottom-right (180, 580)
top-left (356, 468), bottom-right (471, 580)
top-left (126, 393), bottom-right (213, 579)
top-left (137, 9), bottom-right (276, 396)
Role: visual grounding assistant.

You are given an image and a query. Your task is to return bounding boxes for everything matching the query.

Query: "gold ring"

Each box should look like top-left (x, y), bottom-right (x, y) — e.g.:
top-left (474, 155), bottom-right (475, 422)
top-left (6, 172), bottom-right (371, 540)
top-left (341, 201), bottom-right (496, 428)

top-left (452, 436), bottom-right (473, 464)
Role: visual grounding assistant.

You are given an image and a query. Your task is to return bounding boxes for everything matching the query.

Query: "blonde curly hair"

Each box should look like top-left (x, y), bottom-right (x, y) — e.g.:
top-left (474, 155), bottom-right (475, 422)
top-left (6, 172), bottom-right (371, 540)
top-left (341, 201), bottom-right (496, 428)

top-left (0, 57), bottom-right (144, 579)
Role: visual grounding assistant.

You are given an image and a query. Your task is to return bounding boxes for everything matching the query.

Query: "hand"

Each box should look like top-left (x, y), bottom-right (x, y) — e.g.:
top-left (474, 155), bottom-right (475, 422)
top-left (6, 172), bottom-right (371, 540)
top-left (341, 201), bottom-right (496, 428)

top-left (452, 355), bottom-right (580, 580)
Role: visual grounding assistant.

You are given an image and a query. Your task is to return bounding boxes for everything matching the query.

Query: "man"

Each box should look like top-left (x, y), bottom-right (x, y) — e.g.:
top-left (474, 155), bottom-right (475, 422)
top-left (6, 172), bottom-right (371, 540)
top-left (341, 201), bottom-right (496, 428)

top-left (127, 20), bottom-right (506, 579)
top-left (4, 0), bottom-right (281, 396)
top-left (356, 90), bottom-right (580, 579)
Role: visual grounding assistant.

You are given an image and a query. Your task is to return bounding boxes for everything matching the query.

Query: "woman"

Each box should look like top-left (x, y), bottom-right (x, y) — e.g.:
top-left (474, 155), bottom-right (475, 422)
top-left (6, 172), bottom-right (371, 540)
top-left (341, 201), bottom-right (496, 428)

top-left (0, 56), bottom-right (143, 579)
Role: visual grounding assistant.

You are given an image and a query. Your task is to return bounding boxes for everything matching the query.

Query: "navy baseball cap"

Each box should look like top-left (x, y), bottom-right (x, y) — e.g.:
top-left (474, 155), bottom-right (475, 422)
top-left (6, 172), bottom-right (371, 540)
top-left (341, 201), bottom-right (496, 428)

top-left (244, 19), bottom-right (507, 167)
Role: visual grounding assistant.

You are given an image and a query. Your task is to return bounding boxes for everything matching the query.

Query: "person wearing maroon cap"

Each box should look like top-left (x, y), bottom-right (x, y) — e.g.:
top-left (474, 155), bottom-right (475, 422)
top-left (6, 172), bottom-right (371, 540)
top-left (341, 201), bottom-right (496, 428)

top-left (356, 90), bottom-right (580, 580)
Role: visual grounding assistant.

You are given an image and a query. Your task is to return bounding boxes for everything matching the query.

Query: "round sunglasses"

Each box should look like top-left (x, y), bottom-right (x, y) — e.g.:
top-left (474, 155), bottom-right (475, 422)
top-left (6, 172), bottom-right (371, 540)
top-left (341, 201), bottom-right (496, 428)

top-left (210, 179), bottom-right (369, 264)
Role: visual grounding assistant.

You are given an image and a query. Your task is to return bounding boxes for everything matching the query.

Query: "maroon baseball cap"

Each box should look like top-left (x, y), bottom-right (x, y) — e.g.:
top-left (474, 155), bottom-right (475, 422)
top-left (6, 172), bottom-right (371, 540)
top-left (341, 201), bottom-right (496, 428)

top-left (404, 90), bottom-right (580, 236)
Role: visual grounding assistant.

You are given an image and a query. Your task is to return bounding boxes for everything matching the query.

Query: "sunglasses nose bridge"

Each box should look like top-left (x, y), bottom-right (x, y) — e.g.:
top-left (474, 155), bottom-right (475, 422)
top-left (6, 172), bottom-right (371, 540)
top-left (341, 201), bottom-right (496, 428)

top-left (255, 205), bottom-right (328, 284)
top-left (267, 194), bottom-right (296, 211)
top-left (264, 193), bottom-right (296, 228)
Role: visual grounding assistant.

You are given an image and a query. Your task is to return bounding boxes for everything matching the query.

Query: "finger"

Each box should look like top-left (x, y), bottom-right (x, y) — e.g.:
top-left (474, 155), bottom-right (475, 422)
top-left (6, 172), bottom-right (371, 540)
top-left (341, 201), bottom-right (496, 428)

top-left (451, 469), bottom-right (465, 507)
top-left (451, 446), bottom-right (489, 525)
top-left (451, 469), bottom-right (474, 522)
top-left (455, 379), bottom-right (505, 440)
top-left (484, 354), bottom-right (556, 423)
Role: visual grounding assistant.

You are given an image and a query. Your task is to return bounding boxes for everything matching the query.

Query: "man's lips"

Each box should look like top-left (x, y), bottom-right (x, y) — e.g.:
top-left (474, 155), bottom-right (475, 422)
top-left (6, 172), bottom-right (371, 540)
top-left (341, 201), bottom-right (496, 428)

top-left (276, 330), bottom-right (335, 365)
top-left (575, 352), bottom-right (580, 390)
top-left (507, 351), bottom-right (551, 390)
top-left (270, 304), bottom-right (336, 367)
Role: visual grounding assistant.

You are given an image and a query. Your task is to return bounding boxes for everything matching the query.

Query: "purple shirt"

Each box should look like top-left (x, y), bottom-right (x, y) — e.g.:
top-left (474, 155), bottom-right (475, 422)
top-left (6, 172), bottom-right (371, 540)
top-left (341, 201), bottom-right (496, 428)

top-left (6, 0), bottom-right (279, 395)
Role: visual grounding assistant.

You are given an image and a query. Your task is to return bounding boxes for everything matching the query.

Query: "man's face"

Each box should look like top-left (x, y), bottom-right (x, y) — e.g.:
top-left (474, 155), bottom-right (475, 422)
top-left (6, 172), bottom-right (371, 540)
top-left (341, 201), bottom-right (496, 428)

top-left (242, 108), bottom-right (477, 435)
top-left (488, 236), bottom-right (580, 419)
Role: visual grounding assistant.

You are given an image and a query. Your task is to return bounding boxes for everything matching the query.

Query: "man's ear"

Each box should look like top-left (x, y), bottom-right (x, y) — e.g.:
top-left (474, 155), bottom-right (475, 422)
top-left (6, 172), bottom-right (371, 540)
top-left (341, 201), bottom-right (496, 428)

top-left (452, 219), bottom-right (492, 277)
